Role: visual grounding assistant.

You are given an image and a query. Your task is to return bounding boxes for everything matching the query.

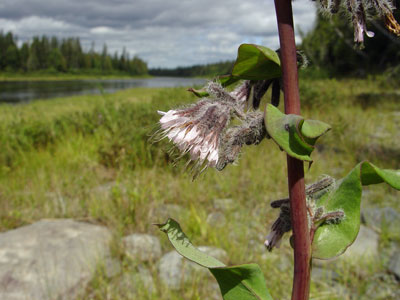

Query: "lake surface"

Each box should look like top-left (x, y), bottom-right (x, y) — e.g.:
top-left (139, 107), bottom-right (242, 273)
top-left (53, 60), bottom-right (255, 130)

top-left (0, 77), bottom-right (207, 104)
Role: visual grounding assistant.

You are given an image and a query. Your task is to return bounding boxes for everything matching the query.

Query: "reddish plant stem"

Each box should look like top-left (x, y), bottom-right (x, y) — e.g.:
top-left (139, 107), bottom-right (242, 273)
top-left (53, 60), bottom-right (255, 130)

top-left (273, 1), bottom-right (311, 300)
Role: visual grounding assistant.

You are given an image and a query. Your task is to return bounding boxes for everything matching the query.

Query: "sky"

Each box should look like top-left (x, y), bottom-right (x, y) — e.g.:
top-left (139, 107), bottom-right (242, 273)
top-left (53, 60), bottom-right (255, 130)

top-left (0, 0), bottom-right (317, 68)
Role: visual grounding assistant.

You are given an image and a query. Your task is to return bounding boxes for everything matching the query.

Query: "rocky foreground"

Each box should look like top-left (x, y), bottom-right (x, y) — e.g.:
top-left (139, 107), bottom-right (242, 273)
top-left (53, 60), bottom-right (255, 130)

top-left (0, 202), bottom-right (399, 300)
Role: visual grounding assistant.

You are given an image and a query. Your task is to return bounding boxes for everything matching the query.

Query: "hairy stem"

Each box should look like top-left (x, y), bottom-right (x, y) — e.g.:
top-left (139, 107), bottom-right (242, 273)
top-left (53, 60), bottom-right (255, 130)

top-left (273, 1), bottom-right (311, 300)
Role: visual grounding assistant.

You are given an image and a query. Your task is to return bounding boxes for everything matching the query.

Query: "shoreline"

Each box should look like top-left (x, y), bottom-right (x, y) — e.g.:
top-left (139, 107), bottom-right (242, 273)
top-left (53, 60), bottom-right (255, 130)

top-left (0, 72), bottom-right (153, 82)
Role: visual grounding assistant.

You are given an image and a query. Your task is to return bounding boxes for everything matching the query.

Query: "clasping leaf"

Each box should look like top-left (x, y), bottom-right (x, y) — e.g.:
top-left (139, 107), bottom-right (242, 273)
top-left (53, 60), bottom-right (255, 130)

top-left (157, 218), bottom-right (274, 300)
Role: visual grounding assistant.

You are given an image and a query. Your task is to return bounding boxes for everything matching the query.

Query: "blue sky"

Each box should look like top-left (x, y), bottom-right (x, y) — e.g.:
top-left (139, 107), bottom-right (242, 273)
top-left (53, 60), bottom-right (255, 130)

top-left (0, 0), bottom-right (317, 68)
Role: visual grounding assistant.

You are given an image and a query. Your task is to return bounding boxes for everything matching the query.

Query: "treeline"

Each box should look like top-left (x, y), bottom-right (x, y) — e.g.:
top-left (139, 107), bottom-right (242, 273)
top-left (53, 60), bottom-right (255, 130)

top-left (149, 61), bottom-right (234, 77)
top-left (0, 31), bottom-right (148, 75)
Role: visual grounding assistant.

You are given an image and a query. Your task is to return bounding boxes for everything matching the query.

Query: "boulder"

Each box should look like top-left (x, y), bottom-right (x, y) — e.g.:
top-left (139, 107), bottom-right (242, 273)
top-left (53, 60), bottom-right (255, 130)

top-left (341, 225), bottom-right (379, 260)
top-left (150, 204), bottom-right (184, 222)
top-left (158, 246), bottom-right (227, 290)
top-left (311, 267), bottom-right (340, 283)
top-left (0, 219), bottom-right (112, 300)
top-left (206, 212), bottom-right (226, 227)
top-left (362, 273), bottom-right (400, 299)
top-left (118, 265), bottom-right (155, 296)
top-left (363, 207), bottom-right (400, 238)
top-left (122, 234), bottom-right (162, 263)
top-left (388, 251), bottom-right (400, 279)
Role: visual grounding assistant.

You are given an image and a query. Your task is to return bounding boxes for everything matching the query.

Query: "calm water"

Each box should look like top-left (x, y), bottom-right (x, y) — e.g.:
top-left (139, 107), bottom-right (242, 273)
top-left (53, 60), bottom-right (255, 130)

top-left (0, 77), bottom-right (207, 104)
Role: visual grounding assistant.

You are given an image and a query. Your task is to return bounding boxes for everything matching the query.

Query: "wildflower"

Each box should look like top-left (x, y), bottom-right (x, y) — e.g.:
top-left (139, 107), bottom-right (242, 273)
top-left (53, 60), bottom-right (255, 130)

top-left (265, 199), bottom-right (291, 251)
top-left (345, 0), bottom-right (375, 44)
top-left (217, 111), bottom-right (266, 170)
top-left (156, 81), bottom-right (255, 175)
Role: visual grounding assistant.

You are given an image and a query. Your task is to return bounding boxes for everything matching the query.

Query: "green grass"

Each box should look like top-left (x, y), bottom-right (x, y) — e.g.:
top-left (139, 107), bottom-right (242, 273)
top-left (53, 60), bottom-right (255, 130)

top-left (0, 78), bottom-right (399, 299)
top-left (0, 71), bottom-right (152, 81)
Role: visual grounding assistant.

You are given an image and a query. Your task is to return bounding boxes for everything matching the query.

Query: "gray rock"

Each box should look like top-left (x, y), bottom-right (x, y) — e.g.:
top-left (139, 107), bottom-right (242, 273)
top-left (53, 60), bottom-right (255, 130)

top-left (104, 258), bottom-right (121, 278)
top-left (363, 207), bottom-right (400, 238)
top-left (158, 246), bottom-right (227, 290)
top-left (0, 219), bottom-right (112, 300)
top-left (157, 251), bottom-right (183, 289)
top-left (380, 241), bottom-right (399, 264)
top-left (341, 225), bottom-right (379, 260)
top-left (123, 234), bottom-right (162, 263)
top-left (213, 199), bottom-right (235, 211)
top-left (361, 273), bottom-right (400, 300)
top-left (388, 251), bottom-right (400, 279)
top-left (118, 265), bottom-right (155, 296)
top-left (197, 246), bottom-right (228, 262)
top-left (206, 212), bottom-right (226, 227)
top-left (311, 267), bottom-right (340, 283)
top-left (150, 204), bottom-right (184, 222)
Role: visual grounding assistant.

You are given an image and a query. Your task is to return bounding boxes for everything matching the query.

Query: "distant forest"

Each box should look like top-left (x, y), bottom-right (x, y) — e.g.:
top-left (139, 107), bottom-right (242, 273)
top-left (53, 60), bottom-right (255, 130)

top-left (0, 31), bottom-right (148, 75)
top-left (149, 61), bottom-right (234, 77)
top-left (2, 8), bottom-right (400, 80)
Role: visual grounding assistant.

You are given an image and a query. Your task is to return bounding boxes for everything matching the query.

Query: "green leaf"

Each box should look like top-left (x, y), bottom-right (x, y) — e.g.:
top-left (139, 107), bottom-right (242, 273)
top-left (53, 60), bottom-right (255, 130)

top-left (211, 264), bottom-right (273, 300)
top-left (188, 44), bottom-right (280, 96)
top-left (187, 87), bottom-right (209, 98)
top-left (301, 120), bottom-right (331, 139)
top-left (157, 218), bottom-right (273, 300)
top-left (265, 104), bottom-right (331, 161)
top-left (187, 76), bottom-right (241, 98)
top-left (231, 44), bottom-right (281, 80)
top-left (214, 44), bottom-right (281, 89)
top-left (157, 218), bottom-right (225, 268)
top-left (312, 162), bottom-right (400, 259)
top-left (218, 75), bottom-right (241, 87)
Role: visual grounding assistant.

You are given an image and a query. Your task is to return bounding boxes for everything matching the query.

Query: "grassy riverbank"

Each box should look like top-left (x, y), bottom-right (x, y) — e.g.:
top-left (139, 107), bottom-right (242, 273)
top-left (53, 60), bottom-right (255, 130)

top-left (0, 71), bottom-right (152, 81)
top-left (0, 78), bottom-right (399, 299)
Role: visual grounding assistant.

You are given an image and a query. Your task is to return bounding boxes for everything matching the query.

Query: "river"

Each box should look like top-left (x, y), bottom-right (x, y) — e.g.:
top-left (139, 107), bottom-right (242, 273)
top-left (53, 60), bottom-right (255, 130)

top-left (0, 77), bottom-right (207, 104)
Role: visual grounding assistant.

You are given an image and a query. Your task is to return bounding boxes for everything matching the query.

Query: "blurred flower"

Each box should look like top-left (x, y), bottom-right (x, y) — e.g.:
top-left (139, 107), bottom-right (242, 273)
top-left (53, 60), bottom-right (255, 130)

top-left (316, 0), bottom-right (400, 45)
top-left (346, 0), bottom-right (375, 44)
top-left (384, 12), bottom-right (400, 36)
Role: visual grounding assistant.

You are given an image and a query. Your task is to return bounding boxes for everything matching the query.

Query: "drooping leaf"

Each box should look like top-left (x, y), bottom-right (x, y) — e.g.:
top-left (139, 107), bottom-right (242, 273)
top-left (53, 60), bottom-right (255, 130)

top-left (157, 218), bottom-right (273, 300)
top-left (217, 44), bottom-right (281, 89)
top-left (211, 264), bottom-right (273, 300)
top-left (312, 162), bottom-right (400, 259)
top-left (264, 104), bottom-right (331, 161)
top-left (231, 44), bottom-right (281, 80)
top-left (188, 44), bottom-right (281, 98)
top-left (157, 218), bottom-right (225, 268)
top-left (301, 120), bottom-right (331, 139)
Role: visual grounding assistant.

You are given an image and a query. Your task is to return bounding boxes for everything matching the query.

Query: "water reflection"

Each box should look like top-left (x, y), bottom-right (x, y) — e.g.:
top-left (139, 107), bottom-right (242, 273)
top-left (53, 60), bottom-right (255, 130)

top-left (0, 77), bottom-right (207, 104)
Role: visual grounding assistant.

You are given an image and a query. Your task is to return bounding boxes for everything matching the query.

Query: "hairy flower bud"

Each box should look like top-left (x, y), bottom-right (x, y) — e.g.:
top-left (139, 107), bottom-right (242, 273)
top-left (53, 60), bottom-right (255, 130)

top-left (265, 176), bottom-right (343, 251)
top-left (265, 200), bottom-right (291, 251)
top-left (384, 12), bottom-right (400, 36)
top-left (217, 111), bottom-right (266, 171)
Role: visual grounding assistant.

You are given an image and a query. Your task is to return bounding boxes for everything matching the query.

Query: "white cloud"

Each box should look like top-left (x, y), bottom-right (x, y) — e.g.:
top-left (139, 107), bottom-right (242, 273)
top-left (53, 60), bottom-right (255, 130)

top-left (90, 26), bottom-right (117, 35)
top-left (0, 0), bottom-right (317, 68)
top-left (0, 16), bottom-right (80, 37)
